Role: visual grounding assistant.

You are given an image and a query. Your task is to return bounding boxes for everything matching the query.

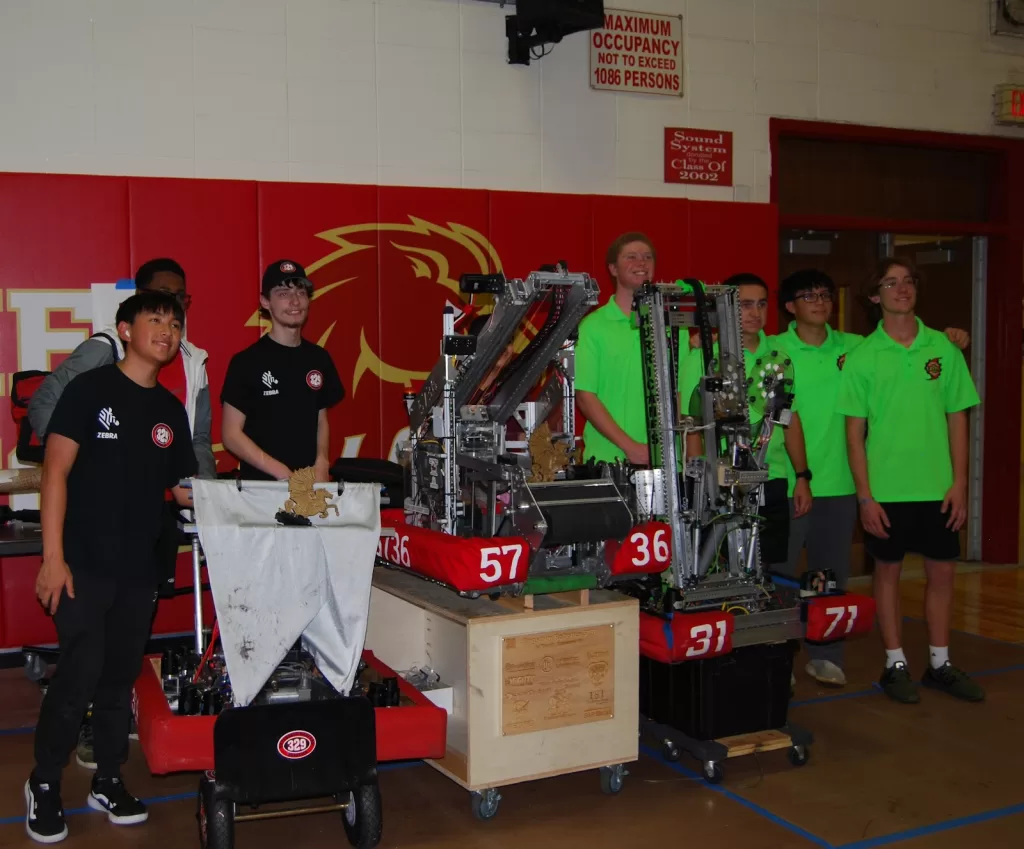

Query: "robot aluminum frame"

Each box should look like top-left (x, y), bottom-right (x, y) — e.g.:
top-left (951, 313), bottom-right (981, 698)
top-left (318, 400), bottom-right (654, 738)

top-left (633, 282), bottom-right (763, 592)
top-left (408, 270), bottom-right (599, 436)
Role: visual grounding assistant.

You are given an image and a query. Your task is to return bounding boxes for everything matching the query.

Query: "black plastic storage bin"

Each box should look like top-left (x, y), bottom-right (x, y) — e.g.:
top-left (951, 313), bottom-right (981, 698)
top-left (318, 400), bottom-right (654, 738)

top-left (639, 639), bottom-right (798, 741)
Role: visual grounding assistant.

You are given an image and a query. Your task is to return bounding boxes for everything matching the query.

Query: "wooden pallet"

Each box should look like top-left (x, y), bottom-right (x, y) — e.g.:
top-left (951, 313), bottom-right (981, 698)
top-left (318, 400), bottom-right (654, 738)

top-left (716, 728), bottom-right (793, 758)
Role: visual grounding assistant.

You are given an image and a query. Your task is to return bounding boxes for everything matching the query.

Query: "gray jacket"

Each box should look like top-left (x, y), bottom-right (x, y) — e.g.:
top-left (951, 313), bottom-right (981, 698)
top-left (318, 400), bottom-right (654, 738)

top-left (27, 329), bottom-right (217, 478)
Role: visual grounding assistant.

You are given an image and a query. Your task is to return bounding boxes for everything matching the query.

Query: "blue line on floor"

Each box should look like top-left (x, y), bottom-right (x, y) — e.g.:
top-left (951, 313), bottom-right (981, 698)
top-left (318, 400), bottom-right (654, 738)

top-left (0, 792), bottom-right (195, 826)
top-left (789, 662), bottom-right (1024, 709)
top-left (639, 743), bottom-right (834, 848)
top-left (0, 726), bottom-right (34, 736)
top-left (0, 763), bottom-right (424, 828)
top-left (972, 662), bottom-right (1024, 678)
top-left (790, 688), bottom-right (877, 709)
top-left (837, 802), bottom-right (1024, 849)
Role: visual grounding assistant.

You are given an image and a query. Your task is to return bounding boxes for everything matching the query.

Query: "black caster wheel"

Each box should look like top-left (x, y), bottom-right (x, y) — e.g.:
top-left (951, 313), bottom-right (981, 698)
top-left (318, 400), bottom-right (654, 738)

top-left (788, 745), bottom-right (810, 767)
top-left (197, 776), bottom-right (234, 849)
top-left (599, 765), bottom-right (626, 795)
top-left (341, 784), bottom-right (383, 848)
top-left (702, 761), bottom-right (723, 784)
top-left (471, 789), bottom-right (501, 821)
top-left (661, 740), bottom-right (679, 763)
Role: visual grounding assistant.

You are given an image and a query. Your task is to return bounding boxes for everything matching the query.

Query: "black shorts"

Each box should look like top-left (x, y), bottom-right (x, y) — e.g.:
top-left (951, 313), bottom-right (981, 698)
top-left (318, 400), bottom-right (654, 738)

top-left (865, 501), bottom-right (960, 563)
top-left (759, 478), bottom-right (790, 566)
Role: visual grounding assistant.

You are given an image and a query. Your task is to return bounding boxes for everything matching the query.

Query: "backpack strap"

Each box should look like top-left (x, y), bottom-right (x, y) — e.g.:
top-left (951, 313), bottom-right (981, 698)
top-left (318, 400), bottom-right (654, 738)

top-left (90, 331), bottom-right (121, 361)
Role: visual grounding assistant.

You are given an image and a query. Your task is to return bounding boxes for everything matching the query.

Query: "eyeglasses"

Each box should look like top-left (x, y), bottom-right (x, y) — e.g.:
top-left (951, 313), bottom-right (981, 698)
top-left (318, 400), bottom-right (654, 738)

top-left (879, 276), bottom-right (918, 291)
top-left (796, 291), bottom-right (833, 303)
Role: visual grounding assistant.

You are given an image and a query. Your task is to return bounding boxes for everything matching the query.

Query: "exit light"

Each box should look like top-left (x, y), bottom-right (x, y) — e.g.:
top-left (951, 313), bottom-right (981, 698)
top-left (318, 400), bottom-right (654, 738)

top-left (994, 84), bottom-right (1024, 126)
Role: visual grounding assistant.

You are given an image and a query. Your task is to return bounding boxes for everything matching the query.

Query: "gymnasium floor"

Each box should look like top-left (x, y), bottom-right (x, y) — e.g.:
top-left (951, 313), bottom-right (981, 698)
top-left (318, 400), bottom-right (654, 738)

top-left (1, 564), bottom-right (1021, 849)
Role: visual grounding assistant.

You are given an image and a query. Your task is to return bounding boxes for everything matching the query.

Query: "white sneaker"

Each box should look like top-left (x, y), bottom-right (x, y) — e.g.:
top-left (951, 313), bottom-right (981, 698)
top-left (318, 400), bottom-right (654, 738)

top-left (806, 659), bottom-right (846, 687)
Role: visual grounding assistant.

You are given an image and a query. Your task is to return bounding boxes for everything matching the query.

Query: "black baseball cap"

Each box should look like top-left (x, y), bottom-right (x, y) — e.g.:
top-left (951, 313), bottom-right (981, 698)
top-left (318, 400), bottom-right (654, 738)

top-left (262, 259), bottom-right (313, 297)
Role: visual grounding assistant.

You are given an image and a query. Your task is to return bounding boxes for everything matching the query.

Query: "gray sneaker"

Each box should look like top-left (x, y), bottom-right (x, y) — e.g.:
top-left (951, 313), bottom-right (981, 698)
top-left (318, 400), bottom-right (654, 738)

top-left (806, 659), bottom-right (846, 687)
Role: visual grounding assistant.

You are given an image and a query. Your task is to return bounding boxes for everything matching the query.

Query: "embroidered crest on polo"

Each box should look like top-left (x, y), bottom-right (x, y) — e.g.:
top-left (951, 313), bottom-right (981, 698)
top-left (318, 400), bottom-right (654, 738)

top-left (924, 357), bottom-right (942, 381)
top-left (306, 369), bottom-right (323, 390)
top-left (152, 424), bottom-right (173, 448)
top-left (280, 261), bottom-right (296, 273)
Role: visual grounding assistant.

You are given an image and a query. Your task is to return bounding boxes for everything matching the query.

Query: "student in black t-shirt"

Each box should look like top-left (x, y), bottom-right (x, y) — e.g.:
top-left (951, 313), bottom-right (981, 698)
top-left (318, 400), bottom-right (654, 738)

top-left (221, 259), bottom-right (344, 481)
top-left (25, 292), bottom-right (197, 844)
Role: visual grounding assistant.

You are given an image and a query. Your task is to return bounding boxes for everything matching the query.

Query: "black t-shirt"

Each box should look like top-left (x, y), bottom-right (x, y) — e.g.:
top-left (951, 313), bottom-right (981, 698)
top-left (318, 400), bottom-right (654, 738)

top-left (46, 365), bottom-right (198, 582)
top-left (220, 335), bottom-right (344, 480)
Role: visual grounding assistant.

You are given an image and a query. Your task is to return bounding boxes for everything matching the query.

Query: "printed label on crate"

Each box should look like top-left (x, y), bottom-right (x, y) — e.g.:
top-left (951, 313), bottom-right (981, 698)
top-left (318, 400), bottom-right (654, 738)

top-left (501, 625), bottom-right (615, 737)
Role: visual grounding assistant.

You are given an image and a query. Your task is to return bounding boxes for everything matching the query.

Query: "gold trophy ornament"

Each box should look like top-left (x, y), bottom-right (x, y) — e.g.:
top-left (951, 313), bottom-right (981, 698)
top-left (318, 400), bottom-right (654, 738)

top-left (275, 467), bottom-right (339, 526)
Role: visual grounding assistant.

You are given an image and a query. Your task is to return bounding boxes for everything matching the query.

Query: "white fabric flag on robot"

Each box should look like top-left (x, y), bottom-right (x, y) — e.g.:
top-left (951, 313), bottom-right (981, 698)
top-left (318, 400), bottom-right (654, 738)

top-left (190, 479), bottom-right (380, 707)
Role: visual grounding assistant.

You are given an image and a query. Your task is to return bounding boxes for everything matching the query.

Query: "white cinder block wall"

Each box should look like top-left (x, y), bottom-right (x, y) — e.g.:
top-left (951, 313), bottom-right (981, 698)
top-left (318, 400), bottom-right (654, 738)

top-left (0, 0), bottom-right (1022, 203)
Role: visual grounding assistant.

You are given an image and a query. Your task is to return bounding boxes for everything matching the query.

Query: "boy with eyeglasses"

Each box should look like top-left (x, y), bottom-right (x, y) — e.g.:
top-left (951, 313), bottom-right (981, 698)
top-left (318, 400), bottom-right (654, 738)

top-left (27, 258), bottom-right (215, 770)
top-left (775, 269), bottom-right (970, 687)
top-left (837, 257), bottom-right (983, 704)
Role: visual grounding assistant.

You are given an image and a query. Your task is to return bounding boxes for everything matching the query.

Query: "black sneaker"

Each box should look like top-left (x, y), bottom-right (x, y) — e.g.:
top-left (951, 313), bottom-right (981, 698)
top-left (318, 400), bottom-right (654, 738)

top-left (880, 661), bottom-right (920, 704)
top-left (922, 661), bottom-right (986, 702)
top-left (87, 776), bottom-right (149, 825)
top-left (25, 777), bottom-right (68, 844)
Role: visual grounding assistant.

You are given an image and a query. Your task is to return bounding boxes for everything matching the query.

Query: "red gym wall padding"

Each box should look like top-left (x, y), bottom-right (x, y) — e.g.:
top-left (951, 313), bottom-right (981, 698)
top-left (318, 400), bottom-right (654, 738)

top-left (0, 172), bottom-right (779, 650)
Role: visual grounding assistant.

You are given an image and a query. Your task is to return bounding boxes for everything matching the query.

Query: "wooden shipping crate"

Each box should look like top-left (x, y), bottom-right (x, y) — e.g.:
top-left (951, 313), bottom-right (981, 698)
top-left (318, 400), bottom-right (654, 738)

top-left (366, 568), bottom-right (640, 792)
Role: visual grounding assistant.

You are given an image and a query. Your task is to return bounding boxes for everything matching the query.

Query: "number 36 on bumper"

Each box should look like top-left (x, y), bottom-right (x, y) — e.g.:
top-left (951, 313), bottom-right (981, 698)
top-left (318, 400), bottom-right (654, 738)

top-left (608, 522), bottom-right (673, 576)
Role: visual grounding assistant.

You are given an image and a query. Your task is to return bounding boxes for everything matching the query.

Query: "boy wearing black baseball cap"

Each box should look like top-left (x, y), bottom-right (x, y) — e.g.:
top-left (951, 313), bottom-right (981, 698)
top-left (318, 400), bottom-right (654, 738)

top-left (220, 260), bottom-right (344, 481)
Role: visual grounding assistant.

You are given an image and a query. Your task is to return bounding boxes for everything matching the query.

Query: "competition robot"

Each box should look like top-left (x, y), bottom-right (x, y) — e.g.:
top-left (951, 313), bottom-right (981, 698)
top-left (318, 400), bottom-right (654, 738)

top-left (381, 265), bottom-right (671, 597)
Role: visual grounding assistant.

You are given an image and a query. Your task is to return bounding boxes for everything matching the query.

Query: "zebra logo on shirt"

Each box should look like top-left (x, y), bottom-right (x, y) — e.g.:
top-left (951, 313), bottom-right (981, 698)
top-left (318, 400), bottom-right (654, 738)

top-left (262, 371), bottom-right (279, 396)
top-left (98, 407), bottom-right (119, 431)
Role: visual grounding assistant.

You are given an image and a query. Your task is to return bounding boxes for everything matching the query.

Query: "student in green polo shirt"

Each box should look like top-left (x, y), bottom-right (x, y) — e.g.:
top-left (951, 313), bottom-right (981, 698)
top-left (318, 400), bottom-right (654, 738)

top-left (837, 257), bottom-right (983, 705)
top-left (576, 232), bottom-right (656, 467)
top-left (678, 273), bottom-right (812, 566)
top-left (773, 269), bottom-right (971, 689)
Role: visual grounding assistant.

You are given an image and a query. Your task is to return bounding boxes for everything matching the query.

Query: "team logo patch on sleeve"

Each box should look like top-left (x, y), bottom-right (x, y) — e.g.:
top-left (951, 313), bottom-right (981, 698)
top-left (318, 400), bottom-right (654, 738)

top-left (837, 354), bottom-right (847, 371)
top-left (152, 424), bottom-right (174, 447)
top-left (924, 357), bottom-right (942, 380)
top-left (306, 369), bottom-right (324, 390)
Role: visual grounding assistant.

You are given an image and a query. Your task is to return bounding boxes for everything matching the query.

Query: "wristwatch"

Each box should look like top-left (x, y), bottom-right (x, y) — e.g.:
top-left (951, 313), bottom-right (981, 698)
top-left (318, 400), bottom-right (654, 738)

top-left (795, 469), bottom-right (813, 482)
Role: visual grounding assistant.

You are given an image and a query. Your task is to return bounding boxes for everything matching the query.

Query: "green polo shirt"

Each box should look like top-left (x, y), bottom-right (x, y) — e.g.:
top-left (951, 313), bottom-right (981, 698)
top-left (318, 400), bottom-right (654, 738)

top-left (678, 331), bottom-right (794, 481)
top-left (836, 319), bottom-right (979, 503)
top-left (575, 298), bottom-right (647, 462)
top-left (770, 323), bottom-right (865, 497)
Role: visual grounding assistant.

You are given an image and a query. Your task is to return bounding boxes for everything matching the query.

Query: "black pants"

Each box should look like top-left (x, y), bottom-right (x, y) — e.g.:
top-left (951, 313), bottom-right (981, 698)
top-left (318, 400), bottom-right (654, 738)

top-left (156, 501), bottom-right (184, 599)
top-left (758, 478), bottom-right (791, 567)
top-left (34, 569), bottom-right (157, 782)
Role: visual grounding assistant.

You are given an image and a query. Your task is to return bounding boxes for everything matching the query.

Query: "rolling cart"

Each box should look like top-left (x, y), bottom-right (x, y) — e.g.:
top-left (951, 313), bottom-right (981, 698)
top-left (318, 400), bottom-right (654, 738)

top-left (132, 479), bottom-right (447, 849)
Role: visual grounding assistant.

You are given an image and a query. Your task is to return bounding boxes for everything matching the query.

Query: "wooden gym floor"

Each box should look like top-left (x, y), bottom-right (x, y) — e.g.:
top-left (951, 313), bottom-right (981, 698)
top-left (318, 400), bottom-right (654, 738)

top-left (1, 563), bottom-right (1021, 849)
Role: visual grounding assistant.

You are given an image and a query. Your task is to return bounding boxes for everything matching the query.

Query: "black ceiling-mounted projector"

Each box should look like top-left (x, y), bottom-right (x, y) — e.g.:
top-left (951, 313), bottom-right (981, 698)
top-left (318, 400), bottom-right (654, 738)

top-left (506, 0), bottom-right (605, 65)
